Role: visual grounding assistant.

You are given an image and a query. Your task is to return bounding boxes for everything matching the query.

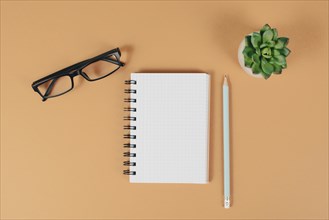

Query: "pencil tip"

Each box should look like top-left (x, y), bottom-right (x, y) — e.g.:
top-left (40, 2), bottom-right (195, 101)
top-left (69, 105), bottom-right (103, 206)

top-left (224, 75), bottom-right (228, 85)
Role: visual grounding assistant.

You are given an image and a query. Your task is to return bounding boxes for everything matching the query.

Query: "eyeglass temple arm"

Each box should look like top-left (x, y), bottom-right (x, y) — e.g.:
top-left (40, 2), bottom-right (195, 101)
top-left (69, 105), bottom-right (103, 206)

top-left (42, 78), bottom-right (58, 102)
top-left (101, 57), bottom-right (125, 67)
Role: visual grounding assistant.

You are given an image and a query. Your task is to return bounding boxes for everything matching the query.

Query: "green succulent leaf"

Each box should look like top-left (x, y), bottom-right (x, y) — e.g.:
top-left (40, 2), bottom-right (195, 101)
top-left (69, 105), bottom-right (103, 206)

top-left (245, 36), bottom-right (252, 47)
top-left (252, 53), bottom-right (260, 63)
top-left (273, 49), bottom-right (281, 57)
top-left (269, 57), bottom-right (276, 65)
top-left (281, 63), bottom-right (287, 69)
top-left (243, 46), bottom-right (254, 58)
top-left (278, 37), bottom-right (289, 46)
top-left (251, 32), bottom-right (262, 48)
top-left (272, 63), bottom-right (282, 74)
top-left (272, 28), bottom-right (278, 41)
top-left (260, 24), bottom-right (271, 35)
top-left (251, 62), bottom-right (261, 74)
top-left (261, 47), bottom-right (272, 59)
top-left (261, 71), bottom-right (271, 80)
top-left (260, 43), bottom-right (267, 49)
top-left (274, 37), bottom-right (289, 49)
top-left (266, 41), bottom-right (275, 48)
top-left (262, 29), bottom-right (274, 43)
top-left (244, 56), bottom-right (253, 68)
top-left (262, 63), bottom-right (274, 74)
top-left (261, 59), bottom-right (274, 75)
top-left (255, 47), bottom-right (261, 55)
top-left (279, 47), bottom-right (291, 57)
top-left (274, 55), bottom-right (286, 65)
top-left (274, 40), bottom-right (284, 49)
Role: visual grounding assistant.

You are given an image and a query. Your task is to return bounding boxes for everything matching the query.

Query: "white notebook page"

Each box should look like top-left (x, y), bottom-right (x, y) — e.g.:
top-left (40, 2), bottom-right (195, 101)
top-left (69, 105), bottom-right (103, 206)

top-left (129, 73), bottom-right (210, 184)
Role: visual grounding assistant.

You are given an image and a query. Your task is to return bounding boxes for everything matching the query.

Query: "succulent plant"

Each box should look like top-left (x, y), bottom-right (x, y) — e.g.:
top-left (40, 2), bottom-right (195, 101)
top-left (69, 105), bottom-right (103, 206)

top-left (243, 24), bottom-right (290, 79)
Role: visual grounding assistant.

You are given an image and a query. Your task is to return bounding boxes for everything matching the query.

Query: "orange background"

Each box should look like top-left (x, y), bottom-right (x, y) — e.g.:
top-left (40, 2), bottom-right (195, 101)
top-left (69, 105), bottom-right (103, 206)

top-left (1, 1), bottom-right (328, 219)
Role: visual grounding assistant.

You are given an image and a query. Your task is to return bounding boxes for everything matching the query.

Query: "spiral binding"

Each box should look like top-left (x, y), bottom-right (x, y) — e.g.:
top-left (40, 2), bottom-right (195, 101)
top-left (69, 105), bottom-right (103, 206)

top-left (124, 107), bottom-right (136, 112)
top-left (123, 80), bottom-right (137, 175)
top-left (123, 125), bottom-right (136, 130)
top-left (123, 143), bottom-right (136, 148)
top-left (123, 116), bottom-right (136, 121)
top-left (123, 170), bottom-right (136, 175)
top-left (125, 80), bottom-right (137, 85)
top-left (124, 89), bottom-right (137, 94)
top-left (123, 161), bottom-right (136, 166)
top-left (123, 134), bottom-right (136, 139)
top-left (124, 98), bottom-right (136, 103)
top-left (123, 152), bottom-right (136, 157)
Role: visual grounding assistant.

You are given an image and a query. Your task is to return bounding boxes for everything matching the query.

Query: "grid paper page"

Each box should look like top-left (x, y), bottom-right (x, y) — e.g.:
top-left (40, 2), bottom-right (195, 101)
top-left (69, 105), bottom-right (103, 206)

top-left (129, 73), bottom-right (210, 184)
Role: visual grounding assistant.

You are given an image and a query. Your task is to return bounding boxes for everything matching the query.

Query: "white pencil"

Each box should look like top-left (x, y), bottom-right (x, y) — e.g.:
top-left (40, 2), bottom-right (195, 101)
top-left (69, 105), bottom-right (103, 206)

top-left (223, 75), bottom-right (230, 208)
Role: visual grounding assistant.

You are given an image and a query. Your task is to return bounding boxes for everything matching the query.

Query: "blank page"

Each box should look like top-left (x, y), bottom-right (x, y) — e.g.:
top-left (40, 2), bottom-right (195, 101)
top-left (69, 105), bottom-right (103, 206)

top-left (129, 73), bottom-right (210, 184)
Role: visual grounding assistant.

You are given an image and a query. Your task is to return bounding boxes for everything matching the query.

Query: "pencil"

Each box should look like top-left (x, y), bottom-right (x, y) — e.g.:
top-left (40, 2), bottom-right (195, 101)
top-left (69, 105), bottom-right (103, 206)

top-left (223, 75), bottom-right (230, 208)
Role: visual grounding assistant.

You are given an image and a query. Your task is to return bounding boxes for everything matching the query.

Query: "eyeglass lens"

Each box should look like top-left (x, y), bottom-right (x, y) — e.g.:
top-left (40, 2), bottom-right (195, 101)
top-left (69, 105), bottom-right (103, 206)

top-left (82, 55), bottom-right (119, 80)
top-left (37, 75), bottom-right (73, 98)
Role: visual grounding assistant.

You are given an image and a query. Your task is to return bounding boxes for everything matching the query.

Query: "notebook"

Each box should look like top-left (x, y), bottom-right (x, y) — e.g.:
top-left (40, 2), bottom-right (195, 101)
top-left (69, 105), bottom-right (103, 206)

top-left (123, 73), bottom-right (210, 184)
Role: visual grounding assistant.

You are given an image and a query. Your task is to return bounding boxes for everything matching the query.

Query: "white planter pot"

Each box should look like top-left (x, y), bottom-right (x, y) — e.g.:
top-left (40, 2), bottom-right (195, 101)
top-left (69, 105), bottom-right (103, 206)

top-left (237, 35), bottom-right (263, 78)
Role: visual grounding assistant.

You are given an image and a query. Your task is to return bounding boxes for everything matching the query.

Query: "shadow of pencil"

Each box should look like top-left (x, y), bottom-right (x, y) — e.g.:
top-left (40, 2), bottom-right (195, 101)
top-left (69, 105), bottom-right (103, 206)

top-left (228, 77), bottom-right (234, 205)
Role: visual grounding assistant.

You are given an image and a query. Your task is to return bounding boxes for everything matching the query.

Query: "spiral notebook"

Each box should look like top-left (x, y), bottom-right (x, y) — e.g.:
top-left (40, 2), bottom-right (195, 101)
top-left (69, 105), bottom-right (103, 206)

top-left (123, 73), bottom-right (210, 184)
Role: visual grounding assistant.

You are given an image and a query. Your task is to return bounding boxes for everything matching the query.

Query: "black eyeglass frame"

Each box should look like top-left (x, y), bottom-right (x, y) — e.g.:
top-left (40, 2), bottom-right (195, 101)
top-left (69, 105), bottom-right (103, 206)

top-left (31, 48), bottom-right (125, 101)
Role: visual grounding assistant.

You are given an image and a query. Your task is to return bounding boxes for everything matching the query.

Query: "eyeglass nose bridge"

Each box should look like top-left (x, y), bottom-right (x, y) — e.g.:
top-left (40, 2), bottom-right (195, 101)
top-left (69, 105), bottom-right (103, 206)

top-left (77, 69), bottom-right (91, 81)
top-left (70, 70), bottom-right (79, 77)
top-left (70, 69), bottom-right (88, 80)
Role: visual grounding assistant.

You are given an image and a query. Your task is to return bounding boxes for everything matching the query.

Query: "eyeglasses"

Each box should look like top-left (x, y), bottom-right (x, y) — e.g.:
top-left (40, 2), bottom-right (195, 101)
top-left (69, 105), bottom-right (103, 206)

top-left (32, 48), bottom-right (125, 101)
